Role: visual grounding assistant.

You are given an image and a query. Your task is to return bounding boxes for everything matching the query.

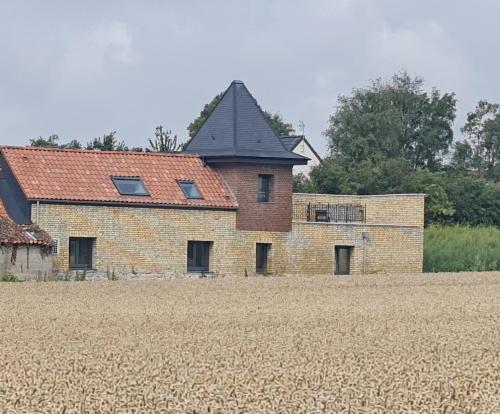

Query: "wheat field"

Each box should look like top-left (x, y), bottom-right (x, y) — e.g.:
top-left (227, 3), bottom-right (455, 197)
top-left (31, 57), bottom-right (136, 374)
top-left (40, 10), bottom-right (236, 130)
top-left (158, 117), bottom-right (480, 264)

top-left (0, 273), bottom-right (499, 413)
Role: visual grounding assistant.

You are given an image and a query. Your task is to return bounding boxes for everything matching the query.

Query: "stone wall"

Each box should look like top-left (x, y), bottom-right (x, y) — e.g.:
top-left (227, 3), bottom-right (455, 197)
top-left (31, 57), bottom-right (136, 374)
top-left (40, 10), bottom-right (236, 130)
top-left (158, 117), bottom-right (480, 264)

top-left (31, 192), bottom-right (424, 278)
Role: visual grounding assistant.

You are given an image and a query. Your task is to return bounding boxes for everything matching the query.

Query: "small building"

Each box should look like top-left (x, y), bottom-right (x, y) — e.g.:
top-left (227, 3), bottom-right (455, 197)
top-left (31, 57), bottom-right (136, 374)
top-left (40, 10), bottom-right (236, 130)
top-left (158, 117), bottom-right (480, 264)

top-left (280, 135), bottom-right (322, 177)
top-left (0, 199), bottom-right (53, 280)
top-left (0, 81), bottom-right (424, 279)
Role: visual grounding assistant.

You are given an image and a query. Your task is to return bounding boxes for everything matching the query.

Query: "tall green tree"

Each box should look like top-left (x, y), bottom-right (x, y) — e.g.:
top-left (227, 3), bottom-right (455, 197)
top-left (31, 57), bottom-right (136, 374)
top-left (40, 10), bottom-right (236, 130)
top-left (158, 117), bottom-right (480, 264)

top-left (148, 126), bottom-right (183, 152)
top-left (187, 93), bottom-right (223, 139)
top-left (86, 131), bottom-right (127, 151)
top-left (325, 72), bottom-right (456, 170)
top-left (264, 112), bottom-right (295, 137)
top-left (188, 93), bottom-right (295, 138)
top-left (460, 100), bottom-right (500, 177)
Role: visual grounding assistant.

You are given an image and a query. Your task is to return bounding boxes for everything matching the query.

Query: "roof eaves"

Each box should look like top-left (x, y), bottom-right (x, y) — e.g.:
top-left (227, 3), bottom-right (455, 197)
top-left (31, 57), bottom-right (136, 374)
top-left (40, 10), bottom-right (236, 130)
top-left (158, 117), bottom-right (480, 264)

top-left (27, 198), bottom-right (238, 210)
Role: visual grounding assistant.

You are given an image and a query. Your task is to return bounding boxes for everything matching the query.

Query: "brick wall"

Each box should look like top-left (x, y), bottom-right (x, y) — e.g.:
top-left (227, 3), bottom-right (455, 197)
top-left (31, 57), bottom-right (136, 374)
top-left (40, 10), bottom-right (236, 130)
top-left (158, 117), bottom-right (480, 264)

top-left (32, 192), bottom-right (425, 277)
top-left (289, 193), bottom-right (425, 274)
top-left (293, 193), bottom-right (425, 227)
top-left (213, 163), bottom-right (293, 232)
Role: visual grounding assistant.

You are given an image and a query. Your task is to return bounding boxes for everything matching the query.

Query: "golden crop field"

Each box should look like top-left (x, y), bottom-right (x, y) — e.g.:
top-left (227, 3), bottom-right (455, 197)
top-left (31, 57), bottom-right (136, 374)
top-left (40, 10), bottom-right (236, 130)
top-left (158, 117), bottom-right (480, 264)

top-left (1, 273), bottom-right (499, 413)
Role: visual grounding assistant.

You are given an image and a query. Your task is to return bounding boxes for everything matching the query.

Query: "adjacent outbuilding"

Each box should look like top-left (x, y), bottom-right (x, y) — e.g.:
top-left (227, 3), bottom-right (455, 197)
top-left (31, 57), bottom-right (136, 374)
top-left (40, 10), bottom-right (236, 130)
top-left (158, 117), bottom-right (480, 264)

top-left (0, 199), bottom-right (53, 280)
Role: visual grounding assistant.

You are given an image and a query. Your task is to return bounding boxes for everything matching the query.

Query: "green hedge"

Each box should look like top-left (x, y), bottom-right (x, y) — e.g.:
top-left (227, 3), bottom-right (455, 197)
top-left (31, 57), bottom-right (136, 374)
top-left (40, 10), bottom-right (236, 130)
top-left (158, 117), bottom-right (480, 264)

top-left (424, 225), bottom-right (500, 272)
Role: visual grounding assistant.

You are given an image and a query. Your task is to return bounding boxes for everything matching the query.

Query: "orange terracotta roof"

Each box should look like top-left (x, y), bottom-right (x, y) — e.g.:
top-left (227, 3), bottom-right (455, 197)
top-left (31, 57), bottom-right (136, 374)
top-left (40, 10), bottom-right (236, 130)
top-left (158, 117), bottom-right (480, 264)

top-left (0, 198), bottom-right (51, 245)
top-left (1, 147), bottom-right (237, 209)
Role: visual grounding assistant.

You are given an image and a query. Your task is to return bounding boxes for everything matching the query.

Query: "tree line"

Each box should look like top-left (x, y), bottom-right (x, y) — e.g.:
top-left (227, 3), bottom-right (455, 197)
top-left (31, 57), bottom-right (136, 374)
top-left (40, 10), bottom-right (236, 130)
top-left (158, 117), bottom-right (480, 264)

top-left (30, 73), bottom-right (500, 226)
top-left (29, 94), bottom-right (294, 153)
top-left (295, 71), bottom-right (500, 227)
top-left (29, 127), bottom-right (184, 153)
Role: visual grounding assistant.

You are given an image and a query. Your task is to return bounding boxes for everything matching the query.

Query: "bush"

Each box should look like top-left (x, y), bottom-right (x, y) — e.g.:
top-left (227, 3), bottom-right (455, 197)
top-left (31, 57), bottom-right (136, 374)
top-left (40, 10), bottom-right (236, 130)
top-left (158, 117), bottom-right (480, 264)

top-left (424, 225), bottom-right (500, 272)
top-left (1, 274), bottom-right (20, 282)
top-left (74, 271), bottom-right (87, 282)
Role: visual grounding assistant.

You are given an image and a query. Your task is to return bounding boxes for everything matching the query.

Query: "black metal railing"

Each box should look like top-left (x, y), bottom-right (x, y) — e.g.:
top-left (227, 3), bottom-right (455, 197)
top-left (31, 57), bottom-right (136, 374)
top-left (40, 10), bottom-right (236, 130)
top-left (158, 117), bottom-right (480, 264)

top-left (293, 202), bottom-right (366, 223)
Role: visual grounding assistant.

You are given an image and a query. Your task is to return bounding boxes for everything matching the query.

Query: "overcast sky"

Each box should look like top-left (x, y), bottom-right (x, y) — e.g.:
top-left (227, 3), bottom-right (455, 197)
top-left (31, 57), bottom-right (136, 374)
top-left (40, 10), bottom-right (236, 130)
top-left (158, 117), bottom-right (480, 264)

top-left (1, 1), bottom-right (498, 155)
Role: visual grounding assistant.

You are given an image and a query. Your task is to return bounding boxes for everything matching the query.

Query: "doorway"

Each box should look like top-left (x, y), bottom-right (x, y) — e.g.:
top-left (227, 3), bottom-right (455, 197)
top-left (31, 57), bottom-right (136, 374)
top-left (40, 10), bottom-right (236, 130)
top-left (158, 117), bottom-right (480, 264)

top-left (256, 243), bottom-right (271, 274)
top-left (335, 246), bottom-right (352, 275)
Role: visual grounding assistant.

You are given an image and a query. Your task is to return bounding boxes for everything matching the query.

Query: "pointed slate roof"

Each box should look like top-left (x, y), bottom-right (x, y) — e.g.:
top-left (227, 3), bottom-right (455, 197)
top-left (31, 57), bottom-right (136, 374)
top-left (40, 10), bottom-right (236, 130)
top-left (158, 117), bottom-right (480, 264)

top-left (184, 81), bottom-right (308, 164)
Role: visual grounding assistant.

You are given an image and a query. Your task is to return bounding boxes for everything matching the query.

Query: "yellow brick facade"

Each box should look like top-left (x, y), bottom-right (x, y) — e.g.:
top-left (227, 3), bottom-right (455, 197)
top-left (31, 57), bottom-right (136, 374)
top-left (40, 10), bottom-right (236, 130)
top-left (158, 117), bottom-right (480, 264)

top-left (32, 193), bottom-right (424, 277)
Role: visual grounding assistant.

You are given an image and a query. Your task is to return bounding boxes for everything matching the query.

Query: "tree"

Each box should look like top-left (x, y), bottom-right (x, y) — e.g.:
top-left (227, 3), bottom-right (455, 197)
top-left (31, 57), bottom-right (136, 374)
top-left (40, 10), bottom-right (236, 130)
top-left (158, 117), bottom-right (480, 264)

top-left (188, 93), bottom-right (295, 138)
top-left (86, 131), bottom-right (127, 151)
top-left (325, 72), bottom-right (456, 170)
top-left (310, 156), bottom-right (455, 224)
top-left (445, 173), bottom-right (500, 225)
top-left (451, 141), bottom-right (474, 172)
top-left (187, 93), bottom-right (223, 139)
top-left (30, 134), bottom-right (61, 147)
top-left (263, 111), bottom-right (295, 137)
top-left (461, 100), bottom-right (500, 177)
top-left (29, 135), bottom-right (83, 149)
top-left (63, 140), bottom-right (82, 149)
top-left (148, 126), bottom-right (183, 152)
top-left (292, 173), bottom-right (315, 193)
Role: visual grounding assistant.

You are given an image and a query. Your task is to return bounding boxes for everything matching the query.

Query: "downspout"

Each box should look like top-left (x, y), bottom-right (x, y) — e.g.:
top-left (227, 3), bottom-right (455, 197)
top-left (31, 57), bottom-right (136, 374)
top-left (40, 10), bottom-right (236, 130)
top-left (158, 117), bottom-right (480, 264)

top-left (35, 201), bottom-right (40, 224)
top-left (362, 232), bottom-right (368, 274)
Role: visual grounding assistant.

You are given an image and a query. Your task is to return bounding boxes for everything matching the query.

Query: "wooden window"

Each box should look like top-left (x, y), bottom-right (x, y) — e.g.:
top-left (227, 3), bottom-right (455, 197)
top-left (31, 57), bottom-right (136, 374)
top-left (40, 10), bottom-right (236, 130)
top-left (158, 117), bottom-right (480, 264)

top-left (112, 177), bottom-right (149, 196)
top-left (177, 180), bottom-right (203, 199)
top-left (335, 246), bottom-right (352, 275)
top-left (258, 175), bottom-right (272, 202)
top-left (69, 237), bottom-right (94, 269)
top-left (256, 243), bottom-right (271, 274)
top-left (187, 241), bottom-right (211, 272)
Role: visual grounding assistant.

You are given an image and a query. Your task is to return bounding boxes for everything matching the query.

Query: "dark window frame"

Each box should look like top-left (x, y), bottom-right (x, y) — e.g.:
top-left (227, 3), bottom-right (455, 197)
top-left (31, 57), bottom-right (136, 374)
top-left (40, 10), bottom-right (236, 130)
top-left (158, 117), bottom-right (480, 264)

top-left (69, 237), bottom-right (95, 270)
top-left (187, 241), bottom-right (212, 272)
top-left (177, 180), bottom-right (204, 199)
top-left (256, 243), bottom-right (271, 274)
top-left (257, 175), bottom-right (272, 203)
top-left (112, 176), bottom-right (150, 196)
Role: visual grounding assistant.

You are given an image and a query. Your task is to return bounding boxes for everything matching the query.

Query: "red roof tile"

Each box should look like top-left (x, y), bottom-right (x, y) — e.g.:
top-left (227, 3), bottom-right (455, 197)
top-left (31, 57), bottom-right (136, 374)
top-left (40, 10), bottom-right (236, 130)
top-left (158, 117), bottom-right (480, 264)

top-left (1, 147), bottom-right (237, 209)
top-left (0, 198), bottom-right (51, 245)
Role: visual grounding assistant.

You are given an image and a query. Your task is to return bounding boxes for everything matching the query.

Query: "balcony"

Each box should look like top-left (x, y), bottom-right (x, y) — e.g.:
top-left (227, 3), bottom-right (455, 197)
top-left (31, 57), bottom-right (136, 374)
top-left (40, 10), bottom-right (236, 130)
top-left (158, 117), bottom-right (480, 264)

top-left (293, 202), bottom-right (366, 223)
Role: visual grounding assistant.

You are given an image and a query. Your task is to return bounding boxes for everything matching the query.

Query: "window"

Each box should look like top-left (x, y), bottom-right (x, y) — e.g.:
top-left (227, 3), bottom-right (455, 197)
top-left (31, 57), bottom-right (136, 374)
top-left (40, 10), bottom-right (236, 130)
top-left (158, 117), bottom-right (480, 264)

top-left (51, 239), bottom-right (60, 256)
top-left (69, 237), bottom-right (94, 269)
top-left (112, 177), bottom-right (149, 196)
top-left (187, 241), bottom-right (211, 272)
top-left (256, 243), bottom-right (271, 274)
top-left (258, 175), bottom-right (272, 202)
top-left (178, 180), bottom-right (203, 199)
top-left (335, 246), bottom-right (352, 276)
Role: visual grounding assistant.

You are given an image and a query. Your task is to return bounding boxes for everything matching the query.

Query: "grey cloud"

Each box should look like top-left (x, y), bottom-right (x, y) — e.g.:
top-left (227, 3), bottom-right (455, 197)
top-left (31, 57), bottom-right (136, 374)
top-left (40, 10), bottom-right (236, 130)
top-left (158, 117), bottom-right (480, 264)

top-left (0, 0), bottom-right (498, 154)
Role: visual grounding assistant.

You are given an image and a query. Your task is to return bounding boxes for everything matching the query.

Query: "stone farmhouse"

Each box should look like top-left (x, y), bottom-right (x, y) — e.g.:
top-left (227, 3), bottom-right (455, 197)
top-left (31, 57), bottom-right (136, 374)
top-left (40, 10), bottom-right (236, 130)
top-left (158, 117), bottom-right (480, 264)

top-left (0, 81), bottom-right (424, 279)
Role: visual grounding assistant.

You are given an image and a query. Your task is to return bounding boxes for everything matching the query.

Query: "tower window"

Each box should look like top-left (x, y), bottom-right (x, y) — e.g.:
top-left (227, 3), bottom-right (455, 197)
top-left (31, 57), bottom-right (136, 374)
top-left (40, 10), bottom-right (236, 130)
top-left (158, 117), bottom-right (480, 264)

top-left (258, 175), bottom-right (272, 202)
